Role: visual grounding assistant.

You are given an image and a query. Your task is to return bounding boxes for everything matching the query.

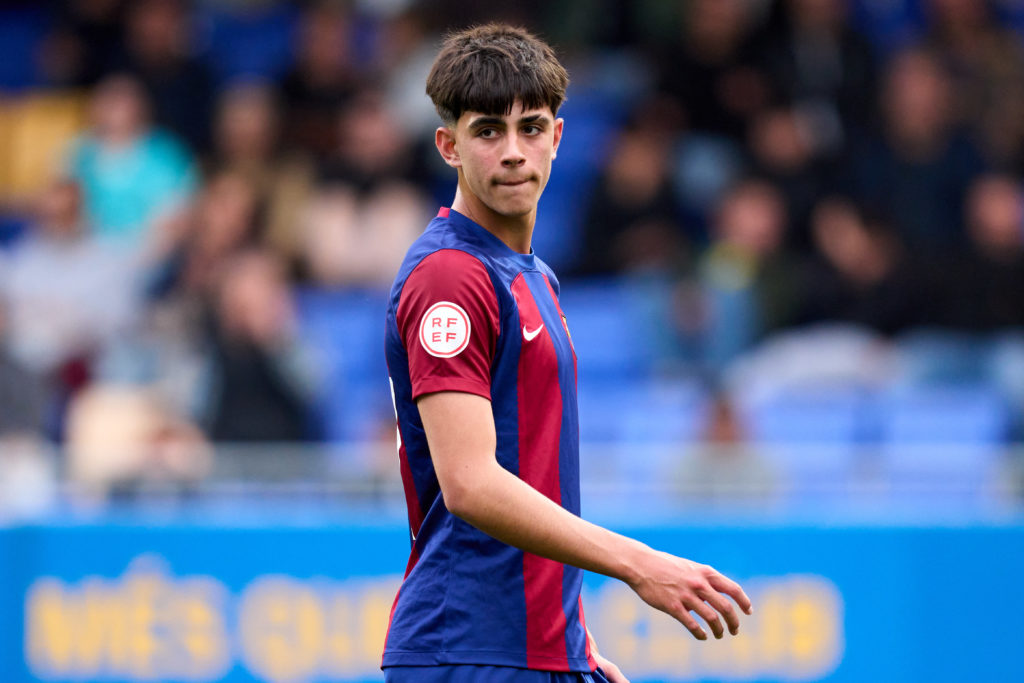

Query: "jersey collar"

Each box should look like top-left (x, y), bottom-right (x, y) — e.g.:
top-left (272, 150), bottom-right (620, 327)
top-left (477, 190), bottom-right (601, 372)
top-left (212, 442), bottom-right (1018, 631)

top-left (440, 207), bottom-right (538, 270)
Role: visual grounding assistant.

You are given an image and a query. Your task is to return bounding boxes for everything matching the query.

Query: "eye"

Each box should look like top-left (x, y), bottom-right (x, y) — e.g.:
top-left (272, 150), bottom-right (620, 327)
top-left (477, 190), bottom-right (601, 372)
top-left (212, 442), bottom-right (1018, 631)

top-left (478, 128), bottom-right (499, 139)
top-left (523, 124), bottom-right (541, 135)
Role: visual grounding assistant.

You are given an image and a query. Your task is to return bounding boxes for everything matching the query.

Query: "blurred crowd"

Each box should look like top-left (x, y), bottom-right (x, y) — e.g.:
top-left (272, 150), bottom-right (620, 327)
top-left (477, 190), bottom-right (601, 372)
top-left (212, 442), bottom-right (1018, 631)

top-left (1, 0), bottom-right (1024, 501)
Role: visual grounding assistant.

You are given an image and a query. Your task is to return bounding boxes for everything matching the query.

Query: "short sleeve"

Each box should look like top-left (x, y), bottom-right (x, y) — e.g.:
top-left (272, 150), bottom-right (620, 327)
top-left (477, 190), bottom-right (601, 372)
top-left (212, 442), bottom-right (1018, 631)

top-left (396, 249), bottom-right (500, 400)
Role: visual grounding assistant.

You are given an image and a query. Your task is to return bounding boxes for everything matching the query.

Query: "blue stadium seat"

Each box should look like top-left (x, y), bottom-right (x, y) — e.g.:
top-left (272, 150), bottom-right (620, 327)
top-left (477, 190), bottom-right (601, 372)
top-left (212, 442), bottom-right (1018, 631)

top-left (200, 4), bottom-right (298, 83)
top-left (532, 184), bottom-right (582, 271)
top-left (554, 86), bottom-right (623, 177)
top-left (739, 388), bottom-right (869, 445)
top-left (294, 287), bottom-right (391, 442)
top-left (578, 378), bottom-right (708, 508)
top-left (737, 388), bottom-right (869, 506)
top-left (877, 386), bottom-right (1009, 445)
top-left (557, 279), bottom-right (663, 384)
top-left (578, 378), bottom-right (707, 446)
top-left (849, 0), bottom-right (924, 52)
top-left (0, 214), bottom-right (29, 249)
top-left (0, 8), bottom-right (47, 91)
top-left (762, 444), bottom-right (861, 509)
top-left (530, 86), bottom-right (622, 270)
top-left (874, 386), bottom-right (1010, 508)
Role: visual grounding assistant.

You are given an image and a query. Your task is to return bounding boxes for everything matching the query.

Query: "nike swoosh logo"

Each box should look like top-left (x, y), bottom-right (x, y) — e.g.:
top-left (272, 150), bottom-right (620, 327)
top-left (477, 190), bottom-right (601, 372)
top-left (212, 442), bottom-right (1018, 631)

top-left (523, 324), bottom-right (544, 341)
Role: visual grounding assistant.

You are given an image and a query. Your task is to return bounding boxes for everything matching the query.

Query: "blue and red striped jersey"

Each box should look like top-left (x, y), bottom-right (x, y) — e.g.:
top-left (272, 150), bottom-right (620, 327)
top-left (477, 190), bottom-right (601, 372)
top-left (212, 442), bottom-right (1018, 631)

top-left (382, 207), bottom-right (595, 672)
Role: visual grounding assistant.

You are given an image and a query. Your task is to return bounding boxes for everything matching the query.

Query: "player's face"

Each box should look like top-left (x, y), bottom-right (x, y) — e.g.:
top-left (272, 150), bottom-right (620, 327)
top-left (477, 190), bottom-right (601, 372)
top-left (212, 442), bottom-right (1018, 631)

top-left (441, 101), bottom-right (563, 220)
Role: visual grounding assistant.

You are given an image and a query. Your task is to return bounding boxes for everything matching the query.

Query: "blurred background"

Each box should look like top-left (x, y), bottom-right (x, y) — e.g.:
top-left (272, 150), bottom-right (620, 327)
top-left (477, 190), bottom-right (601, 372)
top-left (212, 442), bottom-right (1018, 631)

top-left (1, 0), bottom-right (1023, 682)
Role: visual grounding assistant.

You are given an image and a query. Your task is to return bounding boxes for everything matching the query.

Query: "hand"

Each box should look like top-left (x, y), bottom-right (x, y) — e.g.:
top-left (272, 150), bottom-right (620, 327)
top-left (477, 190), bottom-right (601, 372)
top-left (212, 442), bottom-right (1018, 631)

top-left (587, 629), bottom-right (629, 683)
top-left (628, 550), bottom-right (752, 640)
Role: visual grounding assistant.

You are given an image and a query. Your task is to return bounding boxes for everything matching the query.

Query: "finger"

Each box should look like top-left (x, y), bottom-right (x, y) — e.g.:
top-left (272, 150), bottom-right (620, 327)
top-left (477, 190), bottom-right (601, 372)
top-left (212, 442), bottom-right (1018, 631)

top-left (601, 661), bottom-right (629, 683)
top-left (698, 585), bottom-right (740, 635)
top-left (708, 572), bottom-right (754, 615)
top-left (686, 596), bottom-right (724, 639)
top-left (670, 603), bottom-right (707, 640)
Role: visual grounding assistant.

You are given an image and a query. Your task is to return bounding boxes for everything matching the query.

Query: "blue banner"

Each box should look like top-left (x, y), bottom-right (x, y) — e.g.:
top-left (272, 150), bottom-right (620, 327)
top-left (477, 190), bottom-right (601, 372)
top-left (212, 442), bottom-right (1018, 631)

top-left (3, 518), bottom-right (1021, 682)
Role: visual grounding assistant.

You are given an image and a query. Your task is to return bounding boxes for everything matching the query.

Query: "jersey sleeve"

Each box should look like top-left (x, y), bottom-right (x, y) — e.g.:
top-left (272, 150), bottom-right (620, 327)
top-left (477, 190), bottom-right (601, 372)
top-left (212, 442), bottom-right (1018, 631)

top-left (396, 249), bottom-right (500, 400)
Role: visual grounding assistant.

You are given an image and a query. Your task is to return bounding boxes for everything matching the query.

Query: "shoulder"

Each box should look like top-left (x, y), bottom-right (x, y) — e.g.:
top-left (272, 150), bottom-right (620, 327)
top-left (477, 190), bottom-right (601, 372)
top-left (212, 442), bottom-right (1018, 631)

top-left (395, 216), bottom-right (496, 287)
top-left (393, 246), bottom-right (503, 364)
top-left (400, 248), bottom-right (496, 310)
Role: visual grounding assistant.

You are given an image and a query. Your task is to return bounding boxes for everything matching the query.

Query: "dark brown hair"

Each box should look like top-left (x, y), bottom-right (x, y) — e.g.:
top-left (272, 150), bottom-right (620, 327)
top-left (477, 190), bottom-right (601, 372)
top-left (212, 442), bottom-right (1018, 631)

top-left (426, 23), bottom-right (569, 125)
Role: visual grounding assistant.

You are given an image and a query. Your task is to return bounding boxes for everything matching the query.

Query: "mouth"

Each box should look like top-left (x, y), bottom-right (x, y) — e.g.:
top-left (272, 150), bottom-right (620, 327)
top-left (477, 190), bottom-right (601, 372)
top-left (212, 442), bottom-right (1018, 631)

top-left (495, 177), bottom-right (533, 187)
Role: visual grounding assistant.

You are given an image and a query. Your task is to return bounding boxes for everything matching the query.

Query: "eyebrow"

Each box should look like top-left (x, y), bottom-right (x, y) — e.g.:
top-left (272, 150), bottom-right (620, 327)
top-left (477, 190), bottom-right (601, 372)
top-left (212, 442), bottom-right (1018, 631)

top-left (467, 113), bottom-right (551, 131)
top-left (519, 114), bottom-right (549, 125)
top-left (467, 116), bottom-right (505, 130)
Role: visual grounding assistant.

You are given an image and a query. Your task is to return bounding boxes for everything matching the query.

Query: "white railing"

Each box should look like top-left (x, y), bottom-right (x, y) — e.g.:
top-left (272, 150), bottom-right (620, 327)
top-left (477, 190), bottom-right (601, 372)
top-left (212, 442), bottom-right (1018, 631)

top-left (0, 441), bottom-right (1021, 520)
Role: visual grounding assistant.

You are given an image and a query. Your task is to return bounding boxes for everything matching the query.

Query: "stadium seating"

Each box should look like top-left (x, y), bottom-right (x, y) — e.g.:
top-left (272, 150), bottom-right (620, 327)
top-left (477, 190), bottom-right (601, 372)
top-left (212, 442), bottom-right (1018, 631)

top-left (736, 387), bottom-right (869, 506)
top-left (530, 86), bottom-right (623, 270)
top-left (0, 7), bottom-right (47, 91)
top-left (293, 287), bottom-right (392, 442)
top-left (557, 278), bottom-right (670, 384)
top-left (199, 3), bottom-right (299, 84)
top-left (873, 386), bottom-right (1011, 508)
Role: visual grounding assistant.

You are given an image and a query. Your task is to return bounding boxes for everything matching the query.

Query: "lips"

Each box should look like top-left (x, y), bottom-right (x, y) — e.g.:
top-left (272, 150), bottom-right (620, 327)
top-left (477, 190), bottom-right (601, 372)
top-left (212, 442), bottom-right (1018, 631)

top-left (495, 178), bottom-right (532, 186)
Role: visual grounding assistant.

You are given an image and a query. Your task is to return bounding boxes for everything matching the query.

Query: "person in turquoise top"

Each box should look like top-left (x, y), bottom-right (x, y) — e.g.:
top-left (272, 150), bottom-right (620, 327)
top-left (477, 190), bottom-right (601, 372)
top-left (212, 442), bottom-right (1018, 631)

top-left (67, 74), bottom-right (198, 246)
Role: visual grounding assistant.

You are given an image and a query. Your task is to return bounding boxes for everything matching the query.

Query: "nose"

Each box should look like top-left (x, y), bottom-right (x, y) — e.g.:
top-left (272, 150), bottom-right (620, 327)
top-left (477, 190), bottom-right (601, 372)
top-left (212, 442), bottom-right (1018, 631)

top-left (501, 132), bottom-right (526, 168)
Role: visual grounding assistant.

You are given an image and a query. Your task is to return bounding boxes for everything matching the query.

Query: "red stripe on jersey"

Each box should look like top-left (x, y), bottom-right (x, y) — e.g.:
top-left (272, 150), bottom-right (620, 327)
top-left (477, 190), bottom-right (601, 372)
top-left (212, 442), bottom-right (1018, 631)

top-left (437, 206), bottom-right (450, 218)
top-left (397, 442), bottom-right (424, 546)
top-left (511, 274), bottom-right (569, 670)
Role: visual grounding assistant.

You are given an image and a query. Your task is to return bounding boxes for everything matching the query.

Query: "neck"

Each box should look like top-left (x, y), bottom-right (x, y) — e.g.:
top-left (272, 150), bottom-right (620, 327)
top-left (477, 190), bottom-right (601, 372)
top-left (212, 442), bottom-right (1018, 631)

top-left (451, 182), bottom-right (534, 254)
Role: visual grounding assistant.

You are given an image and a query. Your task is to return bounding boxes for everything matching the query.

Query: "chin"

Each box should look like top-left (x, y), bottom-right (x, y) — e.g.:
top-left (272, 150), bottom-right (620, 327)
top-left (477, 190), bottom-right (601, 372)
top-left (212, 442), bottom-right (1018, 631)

top-left (489, 197), bottom-right (536, 218)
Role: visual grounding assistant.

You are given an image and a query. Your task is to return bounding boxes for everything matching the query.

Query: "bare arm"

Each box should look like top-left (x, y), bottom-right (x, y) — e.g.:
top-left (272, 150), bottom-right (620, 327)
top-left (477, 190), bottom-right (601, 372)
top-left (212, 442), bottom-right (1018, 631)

top-left (419, 391), bottom-right (752, 641)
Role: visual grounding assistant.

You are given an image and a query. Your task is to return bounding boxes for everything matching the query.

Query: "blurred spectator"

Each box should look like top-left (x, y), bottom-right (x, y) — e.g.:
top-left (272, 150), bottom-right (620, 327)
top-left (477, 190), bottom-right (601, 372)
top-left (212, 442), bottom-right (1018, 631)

top-left (67, 74), bottom-right (198, 248)
top-left (693, 178), bottom-right (801, 371)
top-left (380, 8), bottom-right (446, 139)
top-left (940, 174), bottom-right (1024, 330)
top-left (281, 0), bottom-right (362, 160)
top-left (652, 0), bottom-right (770, 140)
top-left (317, 89), bottom-right (422, 189)
top-left (114, 0), bottom-right (216, 152)
top-left (0, 301), bottom-right (49, 441)
top-left (155, 169), bottom-right (262, 298)
top-left (795, 197), bottom-right (926, 335)
top-left (747, 105), bottom-right (830, 249)
top-left (65, 384), bottom-right (211, 502)
top-left (922, 0), bottom-right (1024, 171)
top-left (893, 173), bottom-right (1024, 429)
top-left (845, 48), bottom-right (986, 250)
top-left (209, 81), bottom-right (315, 270)
top-left (200, 249), bottom-right (317, 442)
top-left (761, 0), bottom-right (879, 155)
top-left (654, 0), bottom-right (772, 216)
top-left (300, 90), bottom-right (429, 288)
top-left (3, 0), bottom-right (1024, 466)
top-left (0, 179), bottom-right (139, 381)
top-left (576, 116), bottom-right (690, 276)
top-left (676, 391), bottom-right (778, 502)
top-left (38, 0), bottom-right (125, 87)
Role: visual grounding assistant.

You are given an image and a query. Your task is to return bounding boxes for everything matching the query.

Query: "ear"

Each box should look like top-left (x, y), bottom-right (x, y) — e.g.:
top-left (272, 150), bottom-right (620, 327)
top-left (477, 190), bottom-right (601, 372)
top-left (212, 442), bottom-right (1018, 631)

top-left (435, 126), bottom-right (461, 168)
top-left (551, 117), bottom-right (564, 160)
